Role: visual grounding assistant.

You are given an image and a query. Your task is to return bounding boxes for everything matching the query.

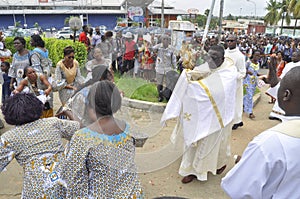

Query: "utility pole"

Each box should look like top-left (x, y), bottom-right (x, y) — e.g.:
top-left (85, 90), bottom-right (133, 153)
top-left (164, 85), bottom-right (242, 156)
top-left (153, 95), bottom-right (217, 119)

top-left (246, 0), bottom-right (256, 19)
top-left (218, 0), bottom-right (224, 44)
top-left (161, 0), bottom-right (164, 28)
top-left (202, 0), bottom-right (216, 45)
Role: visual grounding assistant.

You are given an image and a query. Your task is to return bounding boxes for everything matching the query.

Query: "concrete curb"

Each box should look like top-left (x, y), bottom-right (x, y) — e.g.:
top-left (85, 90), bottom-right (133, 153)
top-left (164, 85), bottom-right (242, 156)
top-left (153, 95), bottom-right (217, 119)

top-left (122, 98), bottom-right (166, 113)
top-left (253, 92), bottom-right (261, 107)
top-left (122, 93), bottom-right (261, 113)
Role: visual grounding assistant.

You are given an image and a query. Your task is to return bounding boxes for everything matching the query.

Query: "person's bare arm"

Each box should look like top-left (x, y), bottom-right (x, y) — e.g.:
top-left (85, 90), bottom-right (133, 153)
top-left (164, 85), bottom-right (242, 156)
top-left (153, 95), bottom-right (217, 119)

top-left (13, 79), bottom-right (27, 94)
top-left (10, 78), bottom-right (16, 91)
top-left (55, 108), bottom-right (83, 128)
top-left (263, 56), bottom-right (279, 87)
top-left (40, 74), bottom-right (52, 96)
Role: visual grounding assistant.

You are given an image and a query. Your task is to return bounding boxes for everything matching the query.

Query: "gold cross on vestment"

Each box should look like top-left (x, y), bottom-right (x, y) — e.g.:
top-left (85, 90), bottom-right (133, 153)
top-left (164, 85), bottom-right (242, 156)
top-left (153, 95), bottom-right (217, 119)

top-left (184, 112), bottom-right (192, 121)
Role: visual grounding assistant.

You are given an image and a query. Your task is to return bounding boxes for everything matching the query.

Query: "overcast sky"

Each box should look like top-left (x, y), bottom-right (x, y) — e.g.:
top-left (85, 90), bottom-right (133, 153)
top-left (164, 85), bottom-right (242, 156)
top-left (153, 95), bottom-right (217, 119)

top-left (169, 0), bottom-right (268, 17)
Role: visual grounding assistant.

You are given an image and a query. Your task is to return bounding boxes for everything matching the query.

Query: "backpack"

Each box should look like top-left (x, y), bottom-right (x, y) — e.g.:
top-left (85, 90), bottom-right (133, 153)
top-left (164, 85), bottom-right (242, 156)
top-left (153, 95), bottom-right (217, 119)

top-left (30, 51), bottom-right (53, 77)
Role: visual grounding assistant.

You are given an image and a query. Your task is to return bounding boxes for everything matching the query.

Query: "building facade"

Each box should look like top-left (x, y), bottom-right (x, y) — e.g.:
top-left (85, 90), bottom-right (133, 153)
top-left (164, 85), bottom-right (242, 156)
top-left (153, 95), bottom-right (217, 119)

top-left (0, 0), bottom-right (188, 30)
top-left (0, 0), bottom-right (129, 29)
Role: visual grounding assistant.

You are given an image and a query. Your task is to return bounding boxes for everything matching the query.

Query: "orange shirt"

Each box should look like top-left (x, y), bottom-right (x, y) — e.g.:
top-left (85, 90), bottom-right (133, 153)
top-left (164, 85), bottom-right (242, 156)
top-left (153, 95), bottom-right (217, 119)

top-left (277, 61), bottom-right (286, 77)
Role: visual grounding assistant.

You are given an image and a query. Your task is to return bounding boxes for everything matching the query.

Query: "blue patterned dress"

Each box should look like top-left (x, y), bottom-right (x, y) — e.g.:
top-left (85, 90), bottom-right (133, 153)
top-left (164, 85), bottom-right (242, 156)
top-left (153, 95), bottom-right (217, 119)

top-left (62, 124), bottom-right (143, 198)
top-left (243, 61), bottom-right (259, 114)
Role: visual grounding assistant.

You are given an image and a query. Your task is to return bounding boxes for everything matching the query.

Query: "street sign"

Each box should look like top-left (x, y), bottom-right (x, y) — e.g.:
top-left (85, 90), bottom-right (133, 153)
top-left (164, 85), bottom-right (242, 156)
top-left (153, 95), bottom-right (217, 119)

top-left (133, 16), bottom-right (144, 22)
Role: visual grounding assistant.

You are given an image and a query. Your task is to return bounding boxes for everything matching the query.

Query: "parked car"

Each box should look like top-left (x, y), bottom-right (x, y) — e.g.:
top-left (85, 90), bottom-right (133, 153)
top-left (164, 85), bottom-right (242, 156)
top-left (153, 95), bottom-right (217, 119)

top-left (55, 30), bottom-right (73, 39)
top-left (45, 27), bottom-right (57, 33)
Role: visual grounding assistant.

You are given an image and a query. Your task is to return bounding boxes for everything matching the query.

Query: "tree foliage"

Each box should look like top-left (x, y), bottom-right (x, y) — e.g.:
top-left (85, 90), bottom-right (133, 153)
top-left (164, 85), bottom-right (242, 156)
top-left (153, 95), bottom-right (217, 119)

top-left (264, 0), bottom-right (281, 26)
top-left (288, 0), bottom-right (300, 35)
top-left (34, 22), bottom-right (39, 29)
top-left (264, 0), bottom-right (296, 34)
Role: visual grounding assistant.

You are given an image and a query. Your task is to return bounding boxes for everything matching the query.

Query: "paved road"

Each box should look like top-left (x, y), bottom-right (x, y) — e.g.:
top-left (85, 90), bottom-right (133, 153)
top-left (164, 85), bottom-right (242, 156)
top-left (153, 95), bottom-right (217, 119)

top-left (0, 80), bottom-right (280, 199)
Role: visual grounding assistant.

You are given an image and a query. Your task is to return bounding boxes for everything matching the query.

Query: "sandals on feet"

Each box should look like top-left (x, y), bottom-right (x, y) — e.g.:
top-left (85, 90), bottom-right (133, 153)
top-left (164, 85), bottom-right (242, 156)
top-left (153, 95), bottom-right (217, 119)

top-left (249, 113), bottom-right (255, 119)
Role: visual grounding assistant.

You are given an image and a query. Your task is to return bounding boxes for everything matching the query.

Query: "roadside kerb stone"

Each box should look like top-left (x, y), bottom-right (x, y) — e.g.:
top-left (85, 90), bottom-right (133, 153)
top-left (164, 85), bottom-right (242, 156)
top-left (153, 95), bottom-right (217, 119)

top-left (122, 93), bottom-right (261, 112)
top-left (122, 97), bottom-right (166, 113)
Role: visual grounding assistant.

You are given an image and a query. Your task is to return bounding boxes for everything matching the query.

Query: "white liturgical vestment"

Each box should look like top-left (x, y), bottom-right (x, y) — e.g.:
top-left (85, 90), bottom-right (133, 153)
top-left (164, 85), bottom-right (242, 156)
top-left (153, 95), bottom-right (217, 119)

top-left (161, 58), bottom-right (238, 181)
top-left (225, 47), bottom-right (246, 124)
top-left (161, 57), bottom-right (238, 146)
top-left (222, 118), bottom-right (300, 199)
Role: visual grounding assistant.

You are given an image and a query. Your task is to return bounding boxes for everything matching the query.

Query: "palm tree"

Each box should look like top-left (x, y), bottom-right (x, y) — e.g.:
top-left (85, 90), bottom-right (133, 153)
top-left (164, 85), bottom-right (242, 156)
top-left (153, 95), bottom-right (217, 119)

top-left (278, 0), bottom-right (291, 34)
top-left (15, 21), bottom-right (21, 28)
top-left (64, 17), bottom-right (70, 26)
top-left (34, 22), bottom-right (39, 29)
top-left (264, 0), bottom-right (281, 34)
top-left (288, 0), bottom-right (300, 36)
top-left (204, 9), bottom-right (210, 17)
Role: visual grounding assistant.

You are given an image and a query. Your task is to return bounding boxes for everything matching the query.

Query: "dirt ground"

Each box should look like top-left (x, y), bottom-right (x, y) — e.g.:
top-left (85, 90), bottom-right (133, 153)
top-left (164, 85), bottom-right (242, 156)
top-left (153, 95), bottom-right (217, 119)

top-left (0, 84), bottom-right (279, 199)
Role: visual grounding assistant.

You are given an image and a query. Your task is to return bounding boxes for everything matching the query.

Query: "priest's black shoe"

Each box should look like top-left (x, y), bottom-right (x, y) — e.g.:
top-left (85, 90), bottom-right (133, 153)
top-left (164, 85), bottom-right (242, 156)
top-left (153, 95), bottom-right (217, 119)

top-left (232, 122), bottom-right (243, 130)
top-left (158, 96), bottom-right (164, 102)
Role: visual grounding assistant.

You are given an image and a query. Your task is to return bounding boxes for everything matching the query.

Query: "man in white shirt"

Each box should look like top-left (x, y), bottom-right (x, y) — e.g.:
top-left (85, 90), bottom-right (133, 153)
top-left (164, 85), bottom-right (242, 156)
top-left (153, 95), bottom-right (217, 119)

top-left (221, 66), bottom-right (300, 199)
top-left (225, 34), bottom-right (246, 130)
top-left (267, 51), bottom-right (300, 121)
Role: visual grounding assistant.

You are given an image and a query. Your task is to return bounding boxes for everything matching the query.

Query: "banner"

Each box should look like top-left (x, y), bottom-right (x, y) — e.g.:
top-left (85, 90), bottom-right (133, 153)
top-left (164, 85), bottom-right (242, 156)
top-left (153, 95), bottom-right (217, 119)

top-left (128, 6), bottom-right (143, 20)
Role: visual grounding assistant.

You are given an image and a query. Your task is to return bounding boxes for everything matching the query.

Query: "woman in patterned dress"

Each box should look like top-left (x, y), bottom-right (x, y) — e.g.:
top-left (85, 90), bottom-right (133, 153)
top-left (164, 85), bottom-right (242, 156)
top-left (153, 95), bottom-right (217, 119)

top-left (0, 93), bottom-right (80, 198)
top-left (64, 65), bottom-right (113, 126)
top-left (62, 80), bottom-right (143, 198)
top-left (84, 47), bottom-right (112, 82)
top-left (243, 50), bottom-right (261, 119)
top-left (13, 66), bottom-right (54, 118)
top-left (8, 37), bottom-right (31, 90)
top-left (55, 46), bottom-right (84, 106)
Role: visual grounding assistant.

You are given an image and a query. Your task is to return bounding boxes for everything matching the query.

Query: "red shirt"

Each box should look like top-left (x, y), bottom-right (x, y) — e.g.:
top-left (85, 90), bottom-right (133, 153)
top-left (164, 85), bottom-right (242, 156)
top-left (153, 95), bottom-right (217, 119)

top-left (144, 48), bottom-right (154, 64)
top-left (79, 32), bottom-right (90, 47)
top-left (123, 40), bottom-right (137, 60)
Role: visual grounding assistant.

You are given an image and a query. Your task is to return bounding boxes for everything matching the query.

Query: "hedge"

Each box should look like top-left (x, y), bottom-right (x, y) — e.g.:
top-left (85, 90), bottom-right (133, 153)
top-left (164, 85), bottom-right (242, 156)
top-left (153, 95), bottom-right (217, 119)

top-left (4, 37), bottom-right (87, 68)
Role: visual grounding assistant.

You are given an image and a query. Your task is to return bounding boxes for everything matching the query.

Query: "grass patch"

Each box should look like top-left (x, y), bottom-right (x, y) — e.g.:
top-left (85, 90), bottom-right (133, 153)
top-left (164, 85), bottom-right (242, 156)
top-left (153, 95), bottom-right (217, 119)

top-left (115, 74), bottom-right (158, 102)
top-left (115, 72), bottom-right (261, 103)
top-left (131, 83), bottom-right (158, 102)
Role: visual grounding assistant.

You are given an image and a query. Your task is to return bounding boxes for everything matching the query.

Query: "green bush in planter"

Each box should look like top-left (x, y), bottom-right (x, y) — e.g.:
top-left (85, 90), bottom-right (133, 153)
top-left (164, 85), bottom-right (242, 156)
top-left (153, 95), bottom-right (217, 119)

top-left (4, 37), bottom-right (87, 68)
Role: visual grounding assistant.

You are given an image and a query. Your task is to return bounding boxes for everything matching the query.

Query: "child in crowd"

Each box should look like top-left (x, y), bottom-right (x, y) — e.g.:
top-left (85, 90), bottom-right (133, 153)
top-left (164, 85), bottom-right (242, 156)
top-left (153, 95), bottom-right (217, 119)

top-left (243, 50), bottom-right (261, 119)
top-left (1, 61), bottom-right (11, 104)
top-left (0, 33), bottom-right (12, 63)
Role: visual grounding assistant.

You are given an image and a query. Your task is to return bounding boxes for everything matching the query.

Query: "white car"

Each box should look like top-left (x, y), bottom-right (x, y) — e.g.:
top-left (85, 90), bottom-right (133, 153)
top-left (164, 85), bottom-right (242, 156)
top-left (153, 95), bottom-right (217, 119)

top-left (55, 30), bottom-right (73, 39)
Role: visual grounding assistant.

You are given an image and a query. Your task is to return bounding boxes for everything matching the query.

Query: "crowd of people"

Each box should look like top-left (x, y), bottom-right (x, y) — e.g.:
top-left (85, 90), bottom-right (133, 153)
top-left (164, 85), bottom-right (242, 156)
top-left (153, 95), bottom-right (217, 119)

top-left (161, 30), bottom-right (300, 198)
top-left (0, 24), bottom-right (299, 198)
top-left (0, 29), bottom-right (143, 198)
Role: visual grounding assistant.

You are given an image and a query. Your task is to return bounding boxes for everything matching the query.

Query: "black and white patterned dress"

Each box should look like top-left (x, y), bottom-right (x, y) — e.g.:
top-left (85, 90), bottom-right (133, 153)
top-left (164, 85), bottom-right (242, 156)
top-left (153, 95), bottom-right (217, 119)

top-left (63, 124), bottom-right (143, 198)
top-left (0, 117), bottom-right (80, 198)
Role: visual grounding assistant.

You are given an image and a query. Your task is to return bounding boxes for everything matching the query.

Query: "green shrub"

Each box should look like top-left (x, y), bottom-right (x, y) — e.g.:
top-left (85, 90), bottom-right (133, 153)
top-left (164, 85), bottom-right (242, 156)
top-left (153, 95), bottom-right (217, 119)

top-left (4, 37), bottom-right (87, 68)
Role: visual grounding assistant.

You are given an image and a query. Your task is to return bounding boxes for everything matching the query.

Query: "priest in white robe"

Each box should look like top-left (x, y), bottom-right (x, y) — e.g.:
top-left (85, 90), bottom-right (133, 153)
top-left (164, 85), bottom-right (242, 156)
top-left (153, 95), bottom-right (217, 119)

top-left (222, 66), bottom-right (300, 199)
top-left (224, 34), bottom-right (246, 130)
top-left (161, 45), bottom-right (238, 183)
